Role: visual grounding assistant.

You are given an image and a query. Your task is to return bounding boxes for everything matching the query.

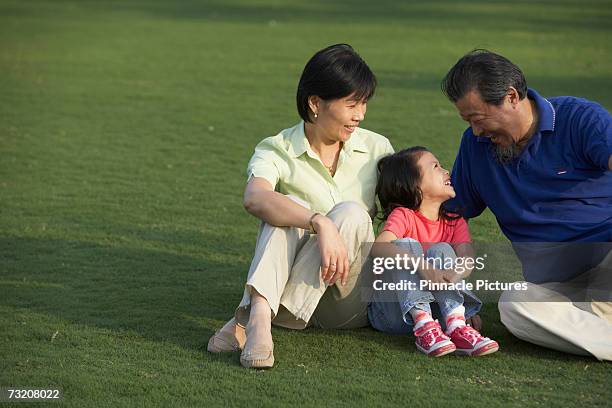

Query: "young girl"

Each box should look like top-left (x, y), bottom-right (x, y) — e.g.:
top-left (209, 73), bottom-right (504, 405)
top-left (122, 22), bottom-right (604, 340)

top-left (368, 147), bottom-right (499, 357)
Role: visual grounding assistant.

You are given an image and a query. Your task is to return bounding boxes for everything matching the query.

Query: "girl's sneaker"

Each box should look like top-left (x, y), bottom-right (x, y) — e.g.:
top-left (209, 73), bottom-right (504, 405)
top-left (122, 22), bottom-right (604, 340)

top-left (413, 320), bottom-right (456, 357)
top-left (449, 325), bottom-right (499, 356)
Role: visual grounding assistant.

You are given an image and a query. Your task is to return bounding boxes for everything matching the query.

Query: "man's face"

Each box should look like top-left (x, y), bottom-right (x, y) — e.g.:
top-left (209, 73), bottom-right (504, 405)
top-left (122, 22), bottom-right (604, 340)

top-left (455, 90), bottom-right (520, 147)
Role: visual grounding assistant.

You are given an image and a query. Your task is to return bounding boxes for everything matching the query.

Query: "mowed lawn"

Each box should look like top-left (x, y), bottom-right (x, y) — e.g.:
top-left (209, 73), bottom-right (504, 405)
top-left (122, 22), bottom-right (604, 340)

top-left (1, 0), bottom-right (611, 406)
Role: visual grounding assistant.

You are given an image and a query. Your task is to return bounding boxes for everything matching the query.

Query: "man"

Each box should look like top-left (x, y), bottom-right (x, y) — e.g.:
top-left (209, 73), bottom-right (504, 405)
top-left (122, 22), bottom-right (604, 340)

top-left (441, 49), bottom-right (612, 360)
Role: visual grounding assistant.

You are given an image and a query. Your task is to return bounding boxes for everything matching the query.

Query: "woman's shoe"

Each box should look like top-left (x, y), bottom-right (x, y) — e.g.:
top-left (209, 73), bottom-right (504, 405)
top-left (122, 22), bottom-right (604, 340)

top-left (240, 343), bottom-right (274, 369)
top-left (207, 318), bottom-right (246, 353)
top-left (240, 320), bottom-right (274, 368)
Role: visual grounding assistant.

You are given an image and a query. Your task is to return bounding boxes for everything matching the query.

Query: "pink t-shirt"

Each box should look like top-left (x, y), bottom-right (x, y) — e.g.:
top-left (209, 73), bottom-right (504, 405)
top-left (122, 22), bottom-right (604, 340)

top-left (382, 207), bottom-right (471, 252)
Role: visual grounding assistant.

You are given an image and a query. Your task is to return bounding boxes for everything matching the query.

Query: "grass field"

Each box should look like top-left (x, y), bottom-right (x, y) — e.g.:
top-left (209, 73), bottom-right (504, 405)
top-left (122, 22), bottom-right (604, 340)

top-left (1, 0), bottom-right (612, 406)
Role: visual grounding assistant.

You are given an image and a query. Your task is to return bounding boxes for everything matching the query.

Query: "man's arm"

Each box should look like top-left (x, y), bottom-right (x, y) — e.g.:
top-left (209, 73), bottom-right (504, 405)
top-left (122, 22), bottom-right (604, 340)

top-left (577, 103), bottom-right (612, 171)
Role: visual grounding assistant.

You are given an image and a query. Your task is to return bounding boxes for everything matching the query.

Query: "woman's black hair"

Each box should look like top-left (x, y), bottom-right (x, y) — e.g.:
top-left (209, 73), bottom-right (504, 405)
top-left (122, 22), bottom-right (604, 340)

top-left (375, 147), bottom-right (460, 223)
top-left (296, 43), bottom-right (376, 122)
top-left (441, 49), bottom-right (527, 106)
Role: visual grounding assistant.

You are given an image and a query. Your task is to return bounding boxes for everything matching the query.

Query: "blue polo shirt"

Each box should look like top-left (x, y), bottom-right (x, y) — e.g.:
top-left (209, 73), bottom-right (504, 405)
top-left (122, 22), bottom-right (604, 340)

top-left (445, 89), bottom-right (612, 282)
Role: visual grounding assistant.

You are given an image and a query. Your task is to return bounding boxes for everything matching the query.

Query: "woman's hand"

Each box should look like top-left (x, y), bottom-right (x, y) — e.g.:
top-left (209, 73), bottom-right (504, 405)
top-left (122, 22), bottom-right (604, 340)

top-left (312, 215), bottom-right (350, 286)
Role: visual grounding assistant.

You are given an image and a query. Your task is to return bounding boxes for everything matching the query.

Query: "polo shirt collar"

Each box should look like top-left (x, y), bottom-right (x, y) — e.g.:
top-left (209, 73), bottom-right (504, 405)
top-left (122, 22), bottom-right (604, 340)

top-left (288, 121), bottom-right (369, 158)
top-left (528, 88), bottom-right (556, 133)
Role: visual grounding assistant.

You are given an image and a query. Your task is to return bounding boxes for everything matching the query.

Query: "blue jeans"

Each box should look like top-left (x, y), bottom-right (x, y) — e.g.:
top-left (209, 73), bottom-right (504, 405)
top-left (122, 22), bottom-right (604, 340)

top-left (368, 238), bottom-right (482, 334)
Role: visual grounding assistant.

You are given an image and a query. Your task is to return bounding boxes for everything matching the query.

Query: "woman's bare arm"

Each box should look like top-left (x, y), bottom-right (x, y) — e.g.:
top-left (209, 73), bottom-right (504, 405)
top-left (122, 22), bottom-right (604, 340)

top-left (243, 176), bottom-right (350, 286)
top-left (243, 177), bottom-right (313, 229)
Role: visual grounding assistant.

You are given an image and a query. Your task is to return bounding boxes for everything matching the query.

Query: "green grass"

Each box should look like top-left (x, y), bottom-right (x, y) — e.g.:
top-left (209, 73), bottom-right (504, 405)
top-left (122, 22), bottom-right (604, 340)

top-left (1, 0), bottom-right (612, 406)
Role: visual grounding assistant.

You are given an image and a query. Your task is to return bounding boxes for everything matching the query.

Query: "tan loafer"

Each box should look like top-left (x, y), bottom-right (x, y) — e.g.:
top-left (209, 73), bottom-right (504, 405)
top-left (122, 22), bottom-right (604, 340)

top-left (207, 318), bottom-right (246, 353)
top-left (240, 343), bottom-right (274, 369)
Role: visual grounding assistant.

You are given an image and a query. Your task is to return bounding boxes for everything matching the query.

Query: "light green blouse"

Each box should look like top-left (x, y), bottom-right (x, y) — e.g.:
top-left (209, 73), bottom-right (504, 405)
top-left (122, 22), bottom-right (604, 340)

top-left (247, 122), bottom-right (395, 217)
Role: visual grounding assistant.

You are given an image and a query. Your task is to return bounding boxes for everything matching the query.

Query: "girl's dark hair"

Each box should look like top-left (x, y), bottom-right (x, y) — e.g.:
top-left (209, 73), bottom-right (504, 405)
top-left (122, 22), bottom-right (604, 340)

top-left (296, 44), bottom-right (376, 123)
top-left (375, 147), bottom-right (460, 223)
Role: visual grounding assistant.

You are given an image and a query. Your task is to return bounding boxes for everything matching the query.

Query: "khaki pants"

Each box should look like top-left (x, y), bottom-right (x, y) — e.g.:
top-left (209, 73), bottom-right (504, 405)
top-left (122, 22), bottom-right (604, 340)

top-left (498, 250), bottom-right (612, 361)
top-left (235, 197), bottom-right (375, 330)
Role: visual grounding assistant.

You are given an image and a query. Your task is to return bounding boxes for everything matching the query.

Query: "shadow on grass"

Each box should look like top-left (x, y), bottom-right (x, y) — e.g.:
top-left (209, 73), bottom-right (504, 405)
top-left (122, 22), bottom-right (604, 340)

top-left (375, 70), bottom-right (612, 110)
top-left (90, 0), bottom-right (612, 34)
top-left (1, 234), bottom-right (600, 365)
top-left (1, 235), bottom-right (248, 353)
top-left (529, 75), bottom-right (612, 108)
top-left (2, 0), bottom-right (612, 34)
top-left (270, 308), bottom-right (596, 365)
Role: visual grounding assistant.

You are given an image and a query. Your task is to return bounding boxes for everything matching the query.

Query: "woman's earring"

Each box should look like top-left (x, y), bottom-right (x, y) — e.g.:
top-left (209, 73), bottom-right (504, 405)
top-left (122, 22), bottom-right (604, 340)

top-left (314, 113), bottom-right (318, 118)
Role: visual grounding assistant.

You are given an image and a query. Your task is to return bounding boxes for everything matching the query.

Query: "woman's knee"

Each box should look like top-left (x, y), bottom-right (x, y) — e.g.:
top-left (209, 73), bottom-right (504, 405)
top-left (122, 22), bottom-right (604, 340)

top-left (327, 201), bottom-right (371, 226)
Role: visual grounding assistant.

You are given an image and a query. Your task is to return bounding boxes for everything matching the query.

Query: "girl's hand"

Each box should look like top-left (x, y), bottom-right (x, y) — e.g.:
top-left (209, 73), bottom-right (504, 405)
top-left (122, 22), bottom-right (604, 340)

top-left (447, 266), bottom-right (468, 283)
top-left (313, 215), bottom-right (350, 286)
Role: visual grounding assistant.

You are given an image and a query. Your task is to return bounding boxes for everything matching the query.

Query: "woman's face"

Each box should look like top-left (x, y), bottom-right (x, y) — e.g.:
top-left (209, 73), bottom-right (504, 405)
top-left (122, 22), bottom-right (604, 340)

top-left (312, 94), bottom-right (367, 142)
top-left (417, 151), bottom-right (455, 201)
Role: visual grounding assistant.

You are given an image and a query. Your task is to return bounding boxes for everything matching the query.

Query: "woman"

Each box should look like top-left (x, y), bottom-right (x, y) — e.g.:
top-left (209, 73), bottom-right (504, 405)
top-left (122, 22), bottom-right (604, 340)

top-left (207, 43), bottom-right (394, 368)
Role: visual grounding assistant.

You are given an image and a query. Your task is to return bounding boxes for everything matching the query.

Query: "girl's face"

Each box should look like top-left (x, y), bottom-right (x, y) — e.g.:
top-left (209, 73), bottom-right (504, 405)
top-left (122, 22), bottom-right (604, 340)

top-left (416, 151), bottom-right (455, 201)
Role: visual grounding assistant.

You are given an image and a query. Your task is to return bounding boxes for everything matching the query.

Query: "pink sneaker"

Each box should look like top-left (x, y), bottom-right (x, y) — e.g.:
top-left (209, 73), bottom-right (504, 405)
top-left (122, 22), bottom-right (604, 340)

top-left (413, 320), bottom-right (456, 357)
top-left (449, 325), bottom-right (499, 356)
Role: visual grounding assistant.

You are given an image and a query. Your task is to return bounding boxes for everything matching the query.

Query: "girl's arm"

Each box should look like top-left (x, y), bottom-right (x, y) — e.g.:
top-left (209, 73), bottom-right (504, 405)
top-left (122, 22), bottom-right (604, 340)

top-left (370, 230), bottom-right (403, 258)
top-left (371, 231), bottom-right (456, 284)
